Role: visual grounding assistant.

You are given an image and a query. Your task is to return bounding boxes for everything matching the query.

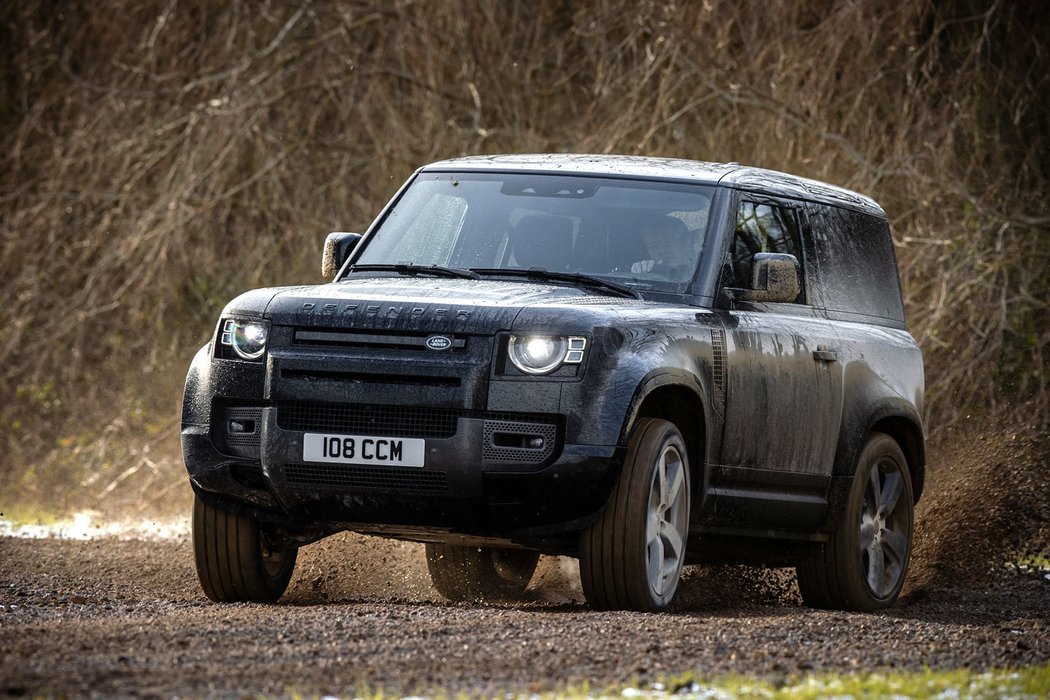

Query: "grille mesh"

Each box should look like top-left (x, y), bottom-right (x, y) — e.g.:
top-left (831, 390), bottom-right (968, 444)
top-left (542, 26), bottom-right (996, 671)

top-left (276, 402), bottom-right (559, 440)
top-left (217, 406), bottom-right (263, 457)
top-left (277, 402), bottom-right (457, 438)
top-left (285, 463), bottom-right (448, 492)
top-left (482, 420), bottom-right (558, 463)
top-left (711, 328), bottom-right (727, 403)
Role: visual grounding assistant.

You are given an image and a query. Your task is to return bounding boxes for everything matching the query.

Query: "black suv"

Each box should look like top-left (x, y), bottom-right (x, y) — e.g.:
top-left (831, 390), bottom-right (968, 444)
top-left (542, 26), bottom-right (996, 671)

top-left (182, 155), bottom-right (925, 612)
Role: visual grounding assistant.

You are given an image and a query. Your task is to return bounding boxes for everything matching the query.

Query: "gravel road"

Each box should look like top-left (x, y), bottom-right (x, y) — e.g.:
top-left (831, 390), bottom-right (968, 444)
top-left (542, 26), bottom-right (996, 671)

top-left (1, 530), bottom-right (1047, 698)
top-left (2, 421), bottom-right (1047, 697)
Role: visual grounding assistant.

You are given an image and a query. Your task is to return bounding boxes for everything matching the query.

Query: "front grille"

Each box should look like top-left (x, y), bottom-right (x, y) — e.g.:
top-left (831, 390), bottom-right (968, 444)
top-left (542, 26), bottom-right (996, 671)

top-left (293, 328), bottom-right (468, 353)
top-left (280, 368), bottom-right (460, 388)
top-left (277, 402), bottom-right (459, 438)
top-left (285, 463), bottom-right (448, 493)
top-left (275, 402), bottom-right (562, 451)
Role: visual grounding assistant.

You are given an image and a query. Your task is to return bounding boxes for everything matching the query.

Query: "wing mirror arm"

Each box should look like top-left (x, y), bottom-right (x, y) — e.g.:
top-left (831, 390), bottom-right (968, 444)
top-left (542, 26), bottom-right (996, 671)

top-left (321, 232), bottom-right (363, 279)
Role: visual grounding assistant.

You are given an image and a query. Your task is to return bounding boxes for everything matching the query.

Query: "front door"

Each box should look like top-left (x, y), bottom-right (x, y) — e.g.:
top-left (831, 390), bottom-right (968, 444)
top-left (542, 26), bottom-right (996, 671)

top-left (706, 198), bottom-right (844, 529)
top-left (719, 309), bottom-right (843, 475)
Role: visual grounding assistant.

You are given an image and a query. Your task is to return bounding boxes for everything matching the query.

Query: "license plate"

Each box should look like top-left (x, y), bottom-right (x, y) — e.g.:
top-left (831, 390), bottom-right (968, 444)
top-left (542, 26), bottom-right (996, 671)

top-left (302, 433), bottom-right (425, 468)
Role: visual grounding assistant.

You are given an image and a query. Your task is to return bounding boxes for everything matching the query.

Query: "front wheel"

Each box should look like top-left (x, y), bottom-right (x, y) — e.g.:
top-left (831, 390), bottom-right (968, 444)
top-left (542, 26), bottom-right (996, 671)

top-left (425, 543), bottom-right (539, 602)
top-left (579, 418), bottom-right (691, 612)
top-left (796, 432), bottom-right (914, 611)
top-left (192, 494), bottom-right (298, 603)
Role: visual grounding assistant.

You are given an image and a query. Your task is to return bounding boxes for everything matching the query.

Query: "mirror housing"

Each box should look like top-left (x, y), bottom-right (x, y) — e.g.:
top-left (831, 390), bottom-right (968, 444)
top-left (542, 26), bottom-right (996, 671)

top-left (321, 232), bottom-right (362, 279)
top-left (728, 252), bottom-right (801, 304)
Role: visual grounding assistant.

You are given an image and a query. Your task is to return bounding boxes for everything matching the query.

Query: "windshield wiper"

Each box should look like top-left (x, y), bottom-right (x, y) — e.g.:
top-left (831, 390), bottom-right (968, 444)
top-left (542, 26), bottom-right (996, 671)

top-left (470, 268), bottom-right (642, 299)
top-left (348, 263), bottom-right (481, 280)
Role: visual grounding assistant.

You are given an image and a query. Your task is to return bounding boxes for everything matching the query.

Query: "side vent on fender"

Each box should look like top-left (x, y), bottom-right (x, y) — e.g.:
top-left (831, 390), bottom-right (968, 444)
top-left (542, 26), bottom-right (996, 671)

top-left (711, 328), bottom-right (727, 410)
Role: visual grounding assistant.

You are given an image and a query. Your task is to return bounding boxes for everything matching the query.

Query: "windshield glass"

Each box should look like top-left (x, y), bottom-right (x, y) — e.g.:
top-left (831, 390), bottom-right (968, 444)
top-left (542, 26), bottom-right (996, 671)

top-left (352, 172), bottom-right (715, 293)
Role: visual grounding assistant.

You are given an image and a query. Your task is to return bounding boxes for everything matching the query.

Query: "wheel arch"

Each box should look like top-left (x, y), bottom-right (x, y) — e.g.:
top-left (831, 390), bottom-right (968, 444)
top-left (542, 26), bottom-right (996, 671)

top-left (834, 401), bottom-right (926, 503)
top-left (620, 370), bottom-right (709, 506)
top-left (868, 413), bottom-right (926, 503)
top-left (826, 400), bottom-right (926, 532)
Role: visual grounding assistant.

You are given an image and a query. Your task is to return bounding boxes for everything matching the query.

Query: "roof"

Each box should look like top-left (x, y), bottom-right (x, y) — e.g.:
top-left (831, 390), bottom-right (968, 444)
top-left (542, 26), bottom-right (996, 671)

top-left (421, 154), bottom-right (884, 217)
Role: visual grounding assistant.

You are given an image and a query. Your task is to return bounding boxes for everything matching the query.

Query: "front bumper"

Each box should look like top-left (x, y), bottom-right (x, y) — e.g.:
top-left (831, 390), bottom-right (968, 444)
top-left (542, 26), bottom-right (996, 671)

top-left (182, 403), bottom-right (623, 546)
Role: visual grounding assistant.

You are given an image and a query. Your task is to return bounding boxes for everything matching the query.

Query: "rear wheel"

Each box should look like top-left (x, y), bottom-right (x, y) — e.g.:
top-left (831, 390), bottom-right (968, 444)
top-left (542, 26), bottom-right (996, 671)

top-left (796, 432), bottom-right (914, 611)
top-left (579, 418), bottom-right (691, 612)
top-left (192, 494), bottom-right (298, 603)
top-left (425, 543), bottom-right (539, 602)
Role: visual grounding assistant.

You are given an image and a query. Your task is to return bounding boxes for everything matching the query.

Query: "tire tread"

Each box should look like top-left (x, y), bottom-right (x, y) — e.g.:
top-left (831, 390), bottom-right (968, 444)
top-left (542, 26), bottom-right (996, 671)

top-left (191, 494), bottom-right (296, 604)
top-left (579, 418), bottom-right (690, 612)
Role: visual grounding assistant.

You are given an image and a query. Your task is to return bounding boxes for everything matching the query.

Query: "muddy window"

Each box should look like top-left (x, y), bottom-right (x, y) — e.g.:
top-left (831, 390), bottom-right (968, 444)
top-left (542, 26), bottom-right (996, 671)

top-left (727, 201), bottom-right (806, 303)
top-left (804, 204), bottom-right (905, 323)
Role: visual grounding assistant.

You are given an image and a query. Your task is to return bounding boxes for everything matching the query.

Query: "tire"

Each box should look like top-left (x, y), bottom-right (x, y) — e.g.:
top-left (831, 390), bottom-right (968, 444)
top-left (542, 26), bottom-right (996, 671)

top-left (579, 417), bottom-right (691, 612)
top-left (192, 494), bottom-right (298, 603)
top-left (425, 543), bottom-right (539, 602)
top-left (796, 432), bottom-right (914, 611)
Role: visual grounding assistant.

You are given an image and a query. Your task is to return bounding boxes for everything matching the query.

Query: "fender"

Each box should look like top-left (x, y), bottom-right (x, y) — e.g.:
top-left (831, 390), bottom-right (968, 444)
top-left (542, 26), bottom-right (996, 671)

top-left (619, 368), bottom-right (712, 459)
top-left (863, 401), bottom-right (926, 500)
top-left (823, 398), bottom-right (926, 531)
top-left (181, 343), bottom-right (212, 426)
top-left (831, 398), bottom-right (925, 479)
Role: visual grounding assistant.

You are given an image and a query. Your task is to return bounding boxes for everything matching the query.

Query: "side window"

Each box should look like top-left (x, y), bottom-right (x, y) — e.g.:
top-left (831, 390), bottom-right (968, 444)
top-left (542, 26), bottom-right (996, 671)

top-left (804, 204), bottom-right (905, 323)
top-left (728, 201), bottom-right (806, 303)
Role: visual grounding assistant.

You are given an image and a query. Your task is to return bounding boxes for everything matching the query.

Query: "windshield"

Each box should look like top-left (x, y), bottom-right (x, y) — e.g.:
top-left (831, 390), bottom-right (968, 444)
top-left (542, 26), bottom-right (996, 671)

top-left (352, 172), bottom-right (715, 293)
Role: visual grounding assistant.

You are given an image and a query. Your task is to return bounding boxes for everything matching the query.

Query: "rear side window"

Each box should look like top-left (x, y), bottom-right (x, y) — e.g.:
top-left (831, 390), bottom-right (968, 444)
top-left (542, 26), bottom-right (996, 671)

top-left (804, 205), bottom-right (905, 323)
top-left (728, 201), bottom-right (806, 304)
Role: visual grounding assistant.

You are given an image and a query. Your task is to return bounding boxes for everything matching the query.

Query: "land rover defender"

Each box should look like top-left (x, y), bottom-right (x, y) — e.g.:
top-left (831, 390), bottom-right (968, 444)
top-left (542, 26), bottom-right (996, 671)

top-left (182, 154), bottom-right (925, 612)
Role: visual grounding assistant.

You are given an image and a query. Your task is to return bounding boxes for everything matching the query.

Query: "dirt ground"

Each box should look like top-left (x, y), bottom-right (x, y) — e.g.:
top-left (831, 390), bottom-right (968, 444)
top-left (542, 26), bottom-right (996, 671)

top-left (1, 534), bottom-right (1047, 698)
top-left (1, 420), bottom-right (1047, 697)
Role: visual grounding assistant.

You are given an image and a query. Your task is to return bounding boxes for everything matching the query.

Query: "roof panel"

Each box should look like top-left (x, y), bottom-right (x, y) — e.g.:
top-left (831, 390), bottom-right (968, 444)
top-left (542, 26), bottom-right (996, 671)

top-left (420, 154), bottom-right (884, 217)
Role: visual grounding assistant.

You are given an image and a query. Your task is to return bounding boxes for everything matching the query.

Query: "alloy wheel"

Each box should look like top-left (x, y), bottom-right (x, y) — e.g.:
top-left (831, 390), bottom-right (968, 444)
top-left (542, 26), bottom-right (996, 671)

top-left (645, 444), bottom-right (689, 597)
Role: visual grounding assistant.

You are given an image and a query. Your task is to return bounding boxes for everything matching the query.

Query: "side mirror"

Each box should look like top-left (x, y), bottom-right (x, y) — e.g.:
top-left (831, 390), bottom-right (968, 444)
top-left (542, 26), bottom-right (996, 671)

top-left (321, 232), bottom-right (362, 279)
top-left (728, 252), bottom-right (801, 304)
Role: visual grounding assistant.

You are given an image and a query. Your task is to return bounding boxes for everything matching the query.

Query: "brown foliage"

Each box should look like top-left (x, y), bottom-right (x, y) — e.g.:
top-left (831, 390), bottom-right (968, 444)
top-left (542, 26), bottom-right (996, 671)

top-left (1, 0), bottom-right (1047, 505)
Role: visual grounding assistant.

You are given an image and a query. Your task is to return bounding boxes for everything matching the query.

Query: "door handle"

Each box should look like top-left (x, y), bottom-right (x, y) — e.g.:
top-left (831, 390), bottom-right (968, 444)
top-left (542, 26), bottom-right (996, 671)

top-left (813, 347), bottom-right (838, 363)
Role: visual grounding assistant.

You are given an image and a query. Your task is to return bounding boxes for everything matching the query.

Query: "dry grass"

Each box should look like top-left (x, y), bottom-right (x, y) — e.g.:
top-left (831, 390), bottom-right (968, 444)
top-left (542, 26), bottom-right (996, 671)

top-left (1, 0), bottom-right (1047, 508)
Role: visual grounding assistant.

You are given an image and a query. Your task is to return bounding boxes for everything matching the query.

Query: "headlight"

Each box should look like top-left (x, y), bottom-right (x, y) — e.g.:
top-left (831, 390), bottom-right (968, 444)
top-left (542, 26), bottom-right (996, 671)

top-left (507, 335), bottom-right (587, 375)
top-left (220, 319), bottom-right (269, 360)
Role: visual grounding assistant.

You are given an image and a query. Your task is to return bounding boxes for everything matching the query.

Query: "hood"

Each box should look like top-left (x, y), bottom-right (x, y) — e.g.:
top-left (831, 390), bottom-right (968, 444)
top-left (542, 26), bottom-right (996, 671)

top-left (257, 277), bottom-right (649, 334)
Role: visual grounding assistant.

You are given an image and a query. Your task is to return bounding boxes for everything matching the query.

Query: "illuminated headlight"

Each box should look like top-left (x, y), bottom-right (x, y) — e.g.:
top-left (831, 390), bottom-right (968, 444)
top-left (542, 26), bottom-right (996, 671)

top-left (507, 335), bottom-right (587, 375)
top-left (220, 319), bottom-right (269, 360)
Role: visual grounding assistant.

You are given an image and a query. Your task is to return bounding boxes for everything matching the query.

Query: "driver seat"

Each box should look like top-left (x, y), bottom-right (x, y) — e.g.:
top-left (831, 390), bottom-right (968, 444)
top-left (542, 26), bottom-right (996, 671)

top-left (511, 214), bottom-right (574, 271)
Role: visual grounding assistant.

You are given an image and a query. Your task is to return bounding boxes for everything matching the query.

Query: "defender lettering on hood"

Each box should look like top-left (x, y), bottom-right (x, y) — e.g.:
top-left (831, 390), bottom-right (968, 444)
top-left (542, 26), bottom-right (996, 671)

top-left (298, 302), bottom-right (474, 319)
